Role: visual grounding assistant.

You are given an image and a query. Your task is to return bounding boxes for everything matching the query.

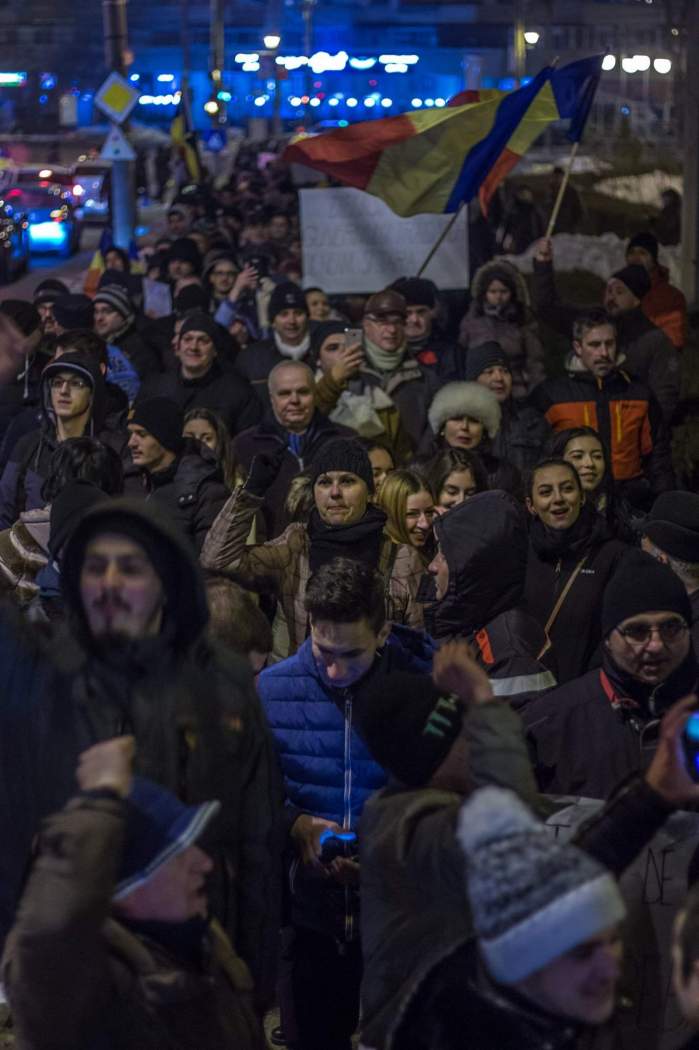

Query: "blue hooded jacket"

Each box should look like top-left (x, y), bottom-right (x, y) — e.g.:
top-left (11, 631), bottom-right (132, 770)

top-left (258, 624), bottom-right (435, 829)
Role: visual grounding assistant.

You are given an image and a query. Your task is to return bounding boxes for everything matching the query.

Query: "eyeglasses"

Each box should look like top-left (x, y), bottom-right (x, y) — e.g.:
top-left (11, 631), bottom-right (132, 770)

top-left (50, 377), bottom-right (89, 392)
top-left (615, 619), bottom-right (688, 647)
top-left (366, 315), bottom-right (404, 328)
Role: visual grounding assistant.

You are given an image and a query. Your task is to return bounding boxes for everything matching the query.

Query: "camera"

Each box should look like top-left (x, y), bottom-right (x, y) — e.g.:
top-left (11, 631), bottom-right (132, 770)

top-left (682, 712), bottom-right (699, 782)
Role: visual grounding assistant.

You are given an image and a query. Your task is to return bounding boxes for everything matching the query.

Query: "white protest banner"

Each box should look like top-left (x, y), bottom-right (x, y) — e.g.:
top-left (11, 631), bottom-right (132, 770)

top-left (546, 798), bottom-right (699, 1049)
top-left (300, 187), bottom-right (468, 294)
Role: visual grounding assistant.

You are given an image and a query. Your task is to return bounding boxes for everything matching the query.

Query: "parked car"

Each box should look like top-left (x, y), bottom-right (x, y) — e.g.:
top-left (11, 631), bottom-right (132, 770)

top-left (4, 185), bottom-right (81, 257)
top-left (0, 193), bottom-right (30, 282)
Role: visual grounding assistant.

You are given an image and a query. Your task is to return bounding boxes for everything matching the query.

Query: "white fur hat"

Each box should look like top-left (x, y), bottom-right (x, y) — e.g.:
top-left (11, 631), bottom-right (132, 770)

top-left (428, 382), bottom-right (501, 438)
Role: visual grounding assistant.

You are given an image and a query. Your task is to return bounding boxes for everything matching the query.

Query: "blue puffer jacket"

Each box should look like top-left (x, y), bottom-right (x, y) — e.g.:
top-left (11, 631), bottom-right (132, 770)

top-left (258, 625), bottom-right (435, 828)
top-left (259, 624), bottom-right (435, 939)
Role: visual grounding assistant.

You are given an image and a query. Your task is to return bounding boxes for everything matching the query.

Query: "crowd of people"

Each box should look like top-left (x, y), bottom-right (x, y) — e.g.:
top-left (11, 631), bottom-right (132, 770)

top-left (0, 137), bottom-right (696, 1050)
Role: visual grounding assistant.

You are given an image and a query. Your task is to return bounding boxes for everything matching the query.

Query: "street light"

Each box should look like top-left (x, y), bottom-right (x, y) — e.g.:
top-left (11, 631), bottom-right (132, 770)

top-left (602, 54), bottom-right (617, 71)
top-left (621, 57), bottom-right (638, 73)
top-left (523, 31), bottom-right (540, 45)
top-left (654, 57), bottom-right (672, 74)
top-left (264, 33), bottom-right (281, 50)
top-left (633, 54), bottom-right (651, 71)
top-left (261, 34), bottom-right (282, 134)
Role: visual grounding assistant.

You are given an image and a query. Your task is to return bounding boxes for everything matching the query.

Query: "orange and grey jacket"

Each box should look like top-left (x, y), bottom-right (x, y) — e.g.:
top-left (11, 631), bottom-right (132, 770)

top-left (531, 366), bottom-right (674, 492)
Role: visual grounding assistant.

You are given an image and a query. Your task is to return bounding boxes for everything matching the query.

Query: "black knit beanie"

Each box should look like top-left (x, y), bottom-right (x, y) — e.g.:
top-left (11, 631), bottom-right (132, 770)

top-left (0, 299), bottom-right (40, 336)
top-left (179, 311), bottom-right (226, 354)
top-left (269, 281), bottom-right (308, 322)
top-left (392, 277), bottom-right (437, 309)
top-left (130, 398), bottom-right (184, 455)
top-left (33, 278), bottom-right (69, 307)
top-left (168, 237), bottom-right (202, 273)
top-left (355, 671), bottom-right (463, 786)
top-left (310, 438), bottom-right (375, 494)
top-left (49, 480), bottom-right (110, 559)
top-left (52, 294), bottom-right (95, 331)
top-left (464, 341), bottom-right (511, 382)
top-left (644, 492), bottom-right (699, 563)
top-left (601, 549), bottom-right (692, 638)
top-left (609, 264), bottom-right (651, 302)
top-left (627, 232), bottom-right (659, 264)
top-left (310, 320), bottom-right (346, 360)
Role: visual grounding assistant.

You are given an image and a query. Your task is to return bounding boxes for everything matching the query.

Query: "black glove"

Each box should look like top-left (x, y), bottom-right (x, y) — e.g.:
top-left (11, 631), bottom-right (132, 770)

top-left (245, 448), bottom-right (287, 497)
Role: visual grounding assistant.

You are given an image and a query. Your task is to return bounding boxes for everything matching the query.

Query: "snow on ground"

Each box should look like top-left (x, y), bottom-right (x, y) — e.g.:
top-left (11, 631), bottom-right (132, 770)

top-left (515, 150), bottom-right (613, 176)
top-left (593, 170), bottom-right (682, 206)
top-left (502, 232), bottom-right (681, 285)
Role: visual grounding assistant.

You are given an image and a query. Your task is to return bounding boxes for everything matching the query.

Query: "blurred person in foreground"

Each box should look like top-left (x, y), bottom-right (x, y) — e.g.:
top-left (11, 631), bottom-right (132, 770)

top-left (2, 736), bottom-right (264, 1050)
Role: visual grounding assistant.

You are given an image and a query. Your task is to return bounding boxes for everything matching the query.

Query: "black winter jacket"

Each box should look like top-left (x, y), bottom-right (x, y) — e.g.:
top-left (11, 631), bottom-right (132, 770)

top-left (422, 490), bottom-right (556, 699)
top-left (493, 398), bottom-right (550, 475)
top-left (523, 505), bottom-right (628, 683)
top-left (138, 360), bottom-right (261, 437)
top-left (232, 412), bottom-right (352, 539)
top-left (134, 440), bottom-right (230, 551)
top-left (0, 501), bottom-right (283, 1009)
top-left (519, 649), bottom-right (699, 799)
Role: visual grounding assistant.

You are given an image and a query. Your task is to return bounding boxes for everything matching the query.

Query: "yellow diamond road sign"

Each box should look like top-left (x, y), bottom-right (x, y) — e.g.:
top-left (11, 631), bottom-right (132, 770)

top-left (94, 72), bottom-right (140, 124)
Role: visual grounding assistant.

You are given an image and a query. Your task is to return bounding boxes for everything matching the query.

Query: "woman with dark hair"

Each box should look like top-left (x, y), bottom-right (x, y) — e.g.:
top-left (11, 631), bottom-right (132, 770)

top-left (424, 448), bottom-right (488, 513)
top-left (547, 426), bottom-right (633, 539)
top-left (183, 407), bottom-right (236, 489)
top-left (523, 457), bottom-right (627, 682)
top-left (457, 259), bottom-right (545, 399)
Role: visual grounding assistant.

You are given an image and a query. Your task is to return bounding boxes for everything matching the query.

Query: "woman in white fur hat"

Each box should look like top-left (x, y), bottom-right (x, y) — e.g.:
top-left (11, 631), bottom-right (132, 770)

top-left (420, 381), bottom-right (523, 500)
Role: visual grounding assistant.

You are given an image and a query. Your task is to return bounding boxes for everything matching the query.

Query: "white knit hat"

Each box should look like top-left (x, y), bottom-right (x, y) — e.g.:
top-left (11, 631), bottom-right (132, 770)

top-left (457, 787), bottom-right (626, 984)
top-left (427, 382), bottom-right (501, 438)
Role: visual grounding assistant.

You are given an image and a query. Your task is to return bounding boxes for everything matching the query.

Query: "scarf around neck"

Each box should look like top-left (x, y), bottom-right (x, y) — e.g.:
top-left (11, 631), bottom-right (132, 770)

top-left (274, 329), bottom-right (311, 361)
top-left (363, 334), bottom-right (407, 374)
top-left (529, 501), bottom-right (605, 563)
top-left (307, 504), bottom-right (387, 573)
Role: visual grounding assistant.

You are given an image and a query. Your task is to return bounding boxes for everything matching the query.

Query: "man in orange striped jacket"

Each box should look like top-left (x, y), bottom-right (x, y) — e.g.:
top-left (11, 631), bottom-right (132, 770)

top-left (531, 308), bottom-right (675, 504)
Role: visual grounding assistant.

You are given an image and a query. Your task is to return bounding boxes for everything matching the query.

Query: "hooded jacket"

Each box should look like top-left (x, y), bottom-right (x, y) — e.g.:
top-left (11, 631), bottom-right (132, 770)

top-left (258, 626), bottom-right (434, 940)
top-left (458, 260), bottom-right (546, 399)
top-left (519, 647), bottom-right (699, 799)
top-left (0, 353), bottom-right (128, 529)
top-left (422, 490), bottom-right (556, 699)
top-left (419, 489), bottom-right (554, 697)
top-left (0, 500), bottom-right (283, 1008)
top-left (523, 504), bottom-right (628, 683)
top-left (642, 264), bottom-right (687, 350)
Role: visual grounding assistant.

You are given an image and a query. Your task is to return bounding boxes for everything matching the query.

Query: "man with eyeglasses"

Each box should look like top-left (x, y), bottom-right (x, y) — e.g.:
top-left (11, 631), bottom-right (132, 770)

top-left (346, 289), bottom-right (439, 451)
top-left (0, 352), bottom-right (128, 529)
top-left (519, 548), bottom-right (697, 800)
top-left (203, 251), bottom-right (239, 310)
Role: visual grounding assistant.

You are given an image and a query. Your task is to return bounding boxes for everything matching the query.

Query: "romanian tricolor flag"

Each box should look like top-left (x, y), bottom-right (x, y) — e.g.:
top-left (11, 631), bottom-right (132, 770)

top-left (283, 55), bottom-right (603, 219)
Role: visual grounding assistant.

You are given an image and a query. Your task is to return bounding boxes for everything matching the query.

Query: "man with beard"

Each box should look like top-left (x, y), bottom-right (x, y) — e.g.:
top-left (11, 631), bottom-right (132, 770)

top-left (520, 548), bottom-right (698, 799)
top-left (0, 498), bottom-right (282, 1010)
top-left (532, 238), bottom-right (680, 423)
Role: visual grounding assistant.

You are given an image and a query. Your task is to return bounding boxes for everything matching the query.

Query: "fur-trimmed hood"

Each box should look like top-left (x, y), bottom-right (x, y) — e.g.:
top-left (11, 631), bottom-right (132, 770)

top-left (428, 382), bottom-right (501, 438)
top-left (470, 258), bottom-right (530, 309)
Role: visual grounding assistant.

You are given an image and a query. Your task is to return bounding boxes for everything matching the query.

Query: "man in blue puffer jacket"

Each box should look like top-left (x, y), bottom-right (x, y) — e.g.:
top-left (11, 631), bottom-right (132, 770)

top-left (257, 556), bottom-right (435, 1050)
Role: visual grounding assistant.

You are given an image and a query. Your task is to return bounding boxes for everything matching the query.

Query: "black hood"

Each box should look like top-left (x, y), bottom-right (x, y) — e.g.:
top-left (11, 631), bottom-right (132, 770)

top-left (40, 352), bottom-right (108, 435)
top-left (424, 489), bottom-right (529, 639)
top-left (60, 498), bottom-right (209, 651)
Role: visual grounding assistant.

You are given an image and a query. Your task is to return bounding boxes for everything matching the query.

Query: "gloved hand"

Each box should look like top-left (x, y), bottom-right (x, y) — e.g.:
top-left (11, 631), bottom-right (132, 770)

top-left (245, 447), bottom-right (287, 497)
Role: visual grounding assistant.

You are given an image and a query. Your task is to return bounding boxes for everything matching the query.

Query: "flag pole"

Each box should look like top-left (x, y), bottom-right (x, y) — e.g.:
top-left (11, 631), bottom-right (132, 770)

top-left (417, 204), bottom-right (464, 277)
top-left (544, 140), bottom-right (579, 238)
